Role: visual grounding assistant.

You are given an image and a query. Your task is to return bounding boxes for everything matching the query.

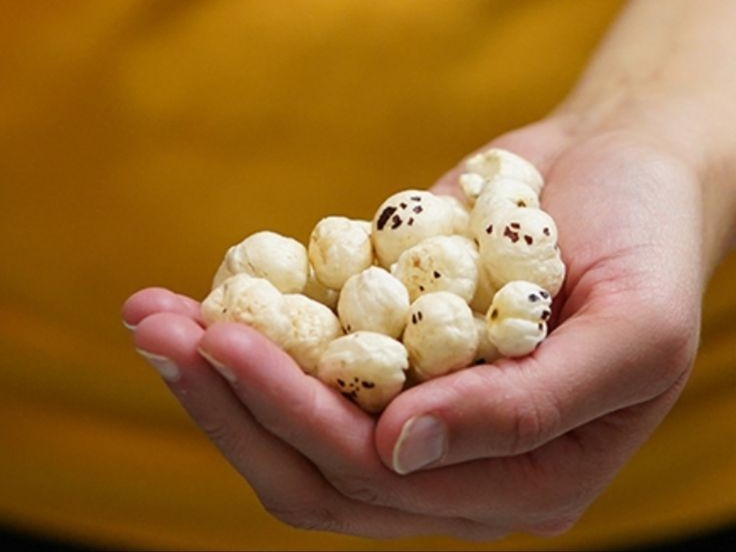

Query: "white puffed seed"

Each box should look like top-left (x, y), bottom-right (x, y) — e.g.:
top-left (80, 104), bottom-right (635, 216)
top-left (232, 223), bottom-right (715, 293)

top-left (468, 178), bottom-right (540, 240)
top-left (317, 331), bottom-right (408, 413)
top-left (302, 265), bottom-right (339, 310)
top-left (478, 207), bottom-right (565, 297)
top-left (486, 280), bottom-right (552, 357)
top-left (393, 235), bottom-right (479, 303)
top-left (461, 148), bottom-right (544, 202)
top-left (213, 231), bottom-right (309, 293)
top-left (473, 313), bottom-right (502, 365)
top-left (371, 189), bottom-right (455, 268)
top-left (403, 291), bottom-right (478, 381)
top-left (437, 194), bottom-right (472, 237)
top-left (201, 273), bottom-right (291, 345)
top-left (337, 266), bottom-right (410, 339)
top-left (308, 216), bottom-right (374, 290)
top-left (281, 294), bottom-right (343, 375)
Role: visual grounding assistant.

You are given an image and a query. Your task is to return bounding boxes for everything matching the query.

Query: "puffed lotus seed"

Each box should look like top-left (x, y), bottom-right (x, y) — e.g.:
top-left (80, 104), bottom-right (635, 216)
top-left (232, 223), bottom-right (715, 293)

top-left (473, 313), bottom-right (502, 365)
top-left (201, 273), bottom-right (291, 345)
top-left (337, 266), bottom-right (410, 339)
top-left (317, 331), bottom-right (408, 413)
top-left (371, 189), bottom-right (455, 268)
top-left (486, 280), bottom-right (552, 357)
top-left (468, 178), bottom-right (540, 240)
top-left (393, 235), bottom-right (479, 303)
top-left (281, 294), bottom-right (343, 375)
top-left (437, 194), bottom-right (472, 237)
top-left (460, 148), bottom-right (544, 203)
top-left (302, 265), bottom-right (339, 310)
top-left (308, 216), bottom-right (374, 290)
top-left (212, 230), bottom-right (308, 293)
top-left (478, 206), bottom-right (565, 297)
top-left (403, 291), bottom-right (478, 381)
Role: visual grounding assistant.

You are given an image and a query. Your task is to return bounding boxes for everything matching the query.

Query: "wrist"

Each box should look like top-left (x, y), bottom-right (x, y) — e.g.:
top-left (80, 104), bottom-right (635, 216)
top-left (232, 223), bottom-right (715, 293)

top-left (553, 80), bottom-right (736, 268)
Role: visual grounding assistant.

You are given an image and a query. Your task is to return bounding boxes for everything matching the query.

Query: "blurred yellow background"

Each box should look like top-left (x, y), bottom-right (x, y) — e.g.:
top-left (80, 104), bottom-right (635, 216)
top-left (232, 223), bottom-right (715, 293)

top-left (2, 1), bottom-right (735, 550)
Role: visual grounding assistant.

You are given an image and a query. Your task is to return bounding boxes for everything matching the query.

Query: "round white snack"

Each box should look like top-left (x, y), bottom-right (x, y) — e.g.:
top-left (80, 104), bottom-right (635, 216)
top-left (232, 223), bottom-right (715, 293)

top-left (478, 207), bottom-right (565, 297)
top-left (460, 148), bottom-right (545, 203)
top-left (201, 273), bottom-right (291, 345)
top-left (468, 178), bottom-right (540, 240)
top-left (469, 263), bottom-right (497, 314)
top-left (213, 230), bottom-right (309, 293)
top-left (317, 331), bottom-right (409, 413)
top-left (486, 280), bottom-right (552, 357)
top-left (473, 313), bottom-right (502, 365)
top-left (281, 294), bottom-right (342, 375)
top-left (302, 265), bottom-right (339, 310)
top-left (337, 266), bottom-right (410, 339)
top-left (308, 216), bottom-right (374, 290)
top-left (371, 189), bottom-right (455, 268)
top-left (393, 235), bottom-right (479, 303)
top-left (437, 194), bottom-right (472, 237)
top-left (403, 291), bottom-right (478, 381)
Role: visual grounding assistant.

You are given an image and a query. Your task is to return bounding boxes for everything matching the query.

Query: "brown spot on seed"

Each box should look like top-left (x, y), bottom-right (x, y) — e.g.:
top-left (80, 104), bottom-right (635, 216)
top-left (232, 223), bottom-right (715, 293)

top-left (413, 205), bottom-right (423, 214)
top-left (391, 214), bottom-right (402, 229)
top-left (543, 227), bottom-right (551, 236)
top-left (433, 270), bottom-right (441, 278)
top-left (377, 206), bottom-right (397, 230)
top-left (410, 195), bottom-right (422, 201)
top-left (538, 322), bottom-right (544, 331)
top-left (337, 379), bottom-right (346, 387)
top-left (362, 381), bottom-right (375, 389)
top-left (517, 200), bottom-right (526, 207)
top-left (400, 202), bottom-right (407, 209)
top-left (417, 311), bottom-right (423, 321)
top-left (541, 310), bottom-right (551, 320)
top-left (524, 235), bottom-right (533, 245)
top-left (528, 293), bottom-right (539, 302)
top-left (510, 222), bottom-right (521, 229)
top-left (418, 285), bottom-right (425, 292)
top-left (539, 290), bottom-right (550, 299)
top-left (407, 217), bottom-right (415, 226)
top-left (490, 309), bottom-right (499, 320)
top-left (411, 313), bottom-right (417, 324)
top-left (485, 224), bottom-right (493, 234)
top-left (503, 226), bottom-right (520, 243)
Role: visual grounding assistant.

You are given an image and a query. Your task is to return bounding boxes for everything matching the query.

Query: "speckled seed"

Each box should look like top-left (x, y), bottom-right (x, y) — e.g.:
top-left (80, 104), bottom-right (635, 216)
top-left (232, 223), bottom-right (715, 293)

top-left (468, 178), bottom-right (540, 240)
top-left (371, 189), bottom-right (456, 268)
top-left (212, 230), bottom-right (309, 293)
top-left (460, 147), bottom-right (545, 201)
top-left (317, 331), bottom-right (409, 413)
top-left (402, 291), bottom-right (479, 381)
top-left (337, 266), bottom-right (410, 339)
top-left (308, 216), bottom-right (374, 290)
top-left (478, 207), bottom-right (565, 297)
top-left (486, 280), bottom-right (553, 357)
top-left (280, 294), bottom-right (343, 375)
top-left (201, 273), bottom-right (291, 345)
top-left (393, 235), bottom-right (479, 303)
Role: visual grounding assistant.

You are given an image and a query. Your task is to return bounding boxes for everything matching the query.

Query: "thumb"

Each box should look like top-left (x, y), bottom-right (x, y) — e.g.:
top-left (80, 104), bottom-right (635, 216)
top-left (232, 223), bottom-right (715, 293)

top-left (375, 299), bottom-right (693, 474)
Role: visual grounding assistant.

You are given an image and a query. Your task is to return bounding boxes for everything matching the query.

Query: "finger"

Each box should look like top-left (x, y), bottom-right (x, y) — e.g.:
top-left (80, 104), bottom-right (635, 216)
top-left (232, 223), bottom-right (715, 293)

top-left (134, 314), bottom-right (492, 539)
top-left (376, 292), bottom-right (694, 477)
top-left (194, 322), bottom-right (578, 532)
top-left (196, 322), bottom-right (398, 485)
top-left (121, 286), bottom-right (203, 329)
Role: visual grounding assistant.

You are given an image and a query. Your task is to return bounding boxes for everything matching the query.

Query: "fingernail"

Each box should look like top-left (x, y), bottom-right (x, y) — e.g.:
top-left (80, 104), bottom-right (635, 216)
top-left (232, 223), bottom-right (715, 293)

top-left (197, 347), bottom-right (237, 383)
top-left (136, 349), bottom-right (180, 382)
top-left (392, 415), bottom-right (447, 475)
top-left (122, 320), bottom-right (137, 331)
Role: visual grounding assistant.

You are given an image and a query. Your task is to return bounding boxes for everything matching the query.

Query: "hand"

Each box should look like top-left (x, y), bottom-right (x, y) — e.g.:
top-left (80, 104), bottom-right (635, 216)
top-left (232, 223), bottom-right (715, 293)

top-left (122, 115), bottom-right (705, 540)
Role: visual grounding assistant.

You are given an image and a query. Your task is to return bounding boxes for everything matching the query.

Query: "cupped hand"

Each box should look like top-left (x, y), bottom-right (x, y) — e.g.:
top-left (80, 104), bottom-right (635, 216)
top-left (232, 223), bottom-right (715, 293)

top-left (123, 116), bottom-right (705, 540)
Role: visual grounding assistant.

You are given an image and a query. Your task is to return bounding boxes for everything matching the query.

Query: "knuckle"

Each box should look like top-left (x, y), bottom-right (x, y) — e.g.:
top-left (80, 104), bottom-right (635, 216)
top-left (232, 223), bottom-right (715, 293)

top-left (262, 500), bottom-right (345, 533)
top-left (329, 472), bottom-right (385, 506)
top-left (499, 379), bottom-right (562, 454)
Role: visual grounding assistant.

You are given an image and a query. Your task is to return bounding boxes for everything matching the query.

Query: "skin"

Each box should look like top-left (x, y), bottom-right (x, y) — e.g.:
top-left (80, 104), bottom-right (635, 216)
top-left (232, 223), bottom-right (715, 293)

top-left (122, 0), bottom-right (736, 540)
